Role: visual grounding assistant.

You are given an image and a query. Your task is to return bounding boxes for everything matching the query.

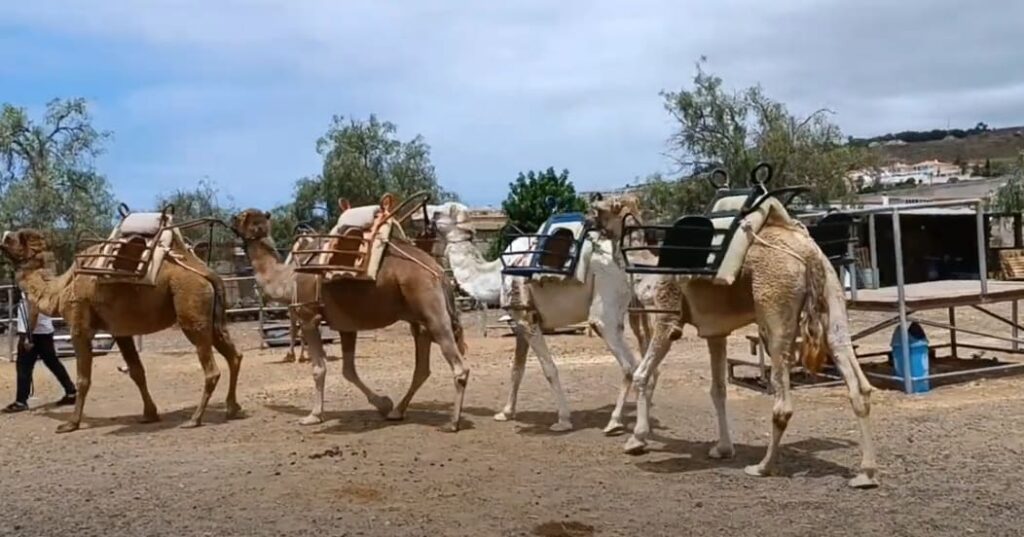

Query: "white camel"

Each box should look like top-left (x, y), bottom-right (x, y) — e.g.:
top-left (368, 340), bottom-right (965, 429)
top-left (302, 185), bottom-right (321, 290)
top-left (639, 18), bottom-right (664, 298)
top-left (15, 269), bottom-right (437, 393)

top-left (431, 200), bottom-right (647, 433)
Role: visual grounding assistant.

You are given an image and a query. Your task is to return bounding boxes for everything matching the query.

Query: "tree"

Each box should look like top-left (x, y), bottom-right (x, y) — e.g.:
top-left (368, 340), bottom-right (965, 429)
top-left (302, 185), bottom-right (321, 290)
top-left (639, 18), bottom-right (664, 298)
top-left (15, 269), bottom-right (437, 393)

top-left (293, 115), bottom-right (456, 224)
top-left (153, 178), bottom-right (237, 263)
top-left (485, 167), bottom-right (586, 260)
top-left (657, 60), bottom-right (875, 209)
top-left (0, 98), bottom-right (116, 270)
top-left (991, 151), bottom-right (1024, 213)
top-left (636, 172), bottom-right (714, 223)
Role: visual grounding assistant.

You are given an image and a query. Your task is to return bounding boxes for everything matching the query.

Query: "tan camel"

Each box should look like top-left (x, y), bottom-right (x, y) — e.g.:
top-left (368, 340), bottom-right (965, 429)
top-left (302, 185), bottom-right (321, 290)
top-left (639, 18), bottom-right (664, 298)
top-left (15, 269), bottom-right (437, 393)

top-left (232, 206), bottom-right (470, 431)
top-left (588, 195), bottom-right (878, 489)
top-left (0, 228), bottom-right (244, 433)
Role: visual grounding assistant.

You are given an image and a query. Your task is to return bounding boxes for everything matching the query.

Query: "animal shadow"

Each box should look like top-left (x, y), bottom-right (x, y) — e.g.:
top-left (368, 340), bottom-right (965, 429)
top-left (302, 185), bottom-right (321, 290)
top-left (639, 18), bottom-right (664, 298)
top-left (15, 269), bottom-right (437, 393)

top-left (36, 403), bottom-right (241, 436)
top-left (510, 403), bottom-right (664, 437)
top-left (263, 400), bottom-right (488, 434)
top-left (635, 433), bottom-right (857, 479)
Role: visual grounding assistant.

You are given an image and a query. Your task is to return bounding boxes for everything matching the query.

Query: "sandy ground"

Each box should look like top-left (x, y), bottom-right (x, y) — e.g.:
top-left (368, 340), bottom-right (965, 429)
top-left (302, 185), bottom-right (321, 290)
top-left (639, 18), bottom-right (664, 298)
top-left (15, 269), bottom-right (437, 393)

top-left (3, 308), bottom-right (1024, 537)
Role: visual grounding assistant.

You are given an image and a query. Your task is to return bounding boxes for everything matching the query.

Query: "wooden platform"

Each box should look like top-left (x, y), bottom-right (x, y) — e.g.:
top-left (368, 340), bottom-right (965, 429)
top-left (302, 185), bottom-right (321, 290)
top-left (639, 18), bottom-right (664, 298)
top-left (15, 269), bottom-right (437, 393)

top-left (847, 280), bottom-right (1024, 312)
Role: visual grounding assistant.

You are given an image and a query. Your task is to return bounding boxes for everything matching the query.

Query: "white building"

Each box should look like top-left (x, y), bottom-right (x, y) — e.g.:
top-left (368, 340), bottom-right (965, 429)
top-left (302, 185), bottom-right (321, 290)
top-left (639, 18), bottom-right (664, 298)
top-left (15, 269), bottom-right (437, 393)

top-left (849, 159), bottom-right (966, 189)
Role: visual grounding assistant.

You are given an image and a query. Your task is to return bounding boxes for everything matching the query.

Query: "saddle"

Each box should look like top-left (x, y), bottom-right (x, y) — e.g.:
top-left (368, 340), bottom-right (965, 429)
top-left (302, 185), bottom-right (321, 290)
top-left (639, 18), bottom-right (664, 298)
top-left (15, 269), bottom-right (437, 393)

top-left (74, 205), bottom-right (180, 285)
top-left (623, 164), bottom-right (816, 285)
top-left (291, 191), bottom-right (434, 282)
top-left (500, 210), bottom-right (592, 284)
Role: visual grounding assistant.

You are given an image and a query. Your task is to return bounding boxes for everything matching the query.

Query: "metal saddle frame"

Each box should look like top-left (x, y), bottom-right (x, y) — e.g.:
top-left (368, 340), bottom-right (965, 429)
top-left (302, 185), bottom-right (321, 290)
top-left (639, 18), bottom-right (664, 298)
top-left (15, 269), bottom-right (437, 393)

top-left (499, 198), bottom-right (591, 279)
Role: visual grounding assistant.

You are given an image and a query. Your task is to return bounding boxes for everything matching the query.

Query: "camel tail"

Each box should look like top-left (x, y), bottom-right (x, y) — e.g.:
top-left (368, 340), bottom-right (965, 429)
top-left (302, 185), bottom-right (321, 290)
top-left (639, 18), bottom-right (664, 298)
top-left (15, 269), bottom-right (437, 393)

top-left (442, 276), bottom-right (468, 355)
top-left (798, 251), bottom-right (831, 374)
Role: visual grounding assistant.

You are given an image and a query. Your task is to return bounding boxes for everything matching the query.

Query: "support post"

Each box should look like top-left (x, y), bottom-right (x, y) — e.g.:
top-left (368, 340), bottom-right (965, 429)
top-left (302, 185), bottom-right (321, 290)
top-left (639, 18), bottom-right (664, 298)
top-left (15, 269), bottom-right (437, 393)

top-left (6, 285), bottom-right (13, 362)
top-left (976, 203), bottom-right (988, 295)
top-left (948, 307), bottom-right (958, 359)
top-left (892, 209), bottom-right (914, 394)
top-left (1014, 300), bottom-right (1020, 352)
top-left (206, 221), bottom-right (215, 264)
top-left (868, 214), bottom-right (879, 289)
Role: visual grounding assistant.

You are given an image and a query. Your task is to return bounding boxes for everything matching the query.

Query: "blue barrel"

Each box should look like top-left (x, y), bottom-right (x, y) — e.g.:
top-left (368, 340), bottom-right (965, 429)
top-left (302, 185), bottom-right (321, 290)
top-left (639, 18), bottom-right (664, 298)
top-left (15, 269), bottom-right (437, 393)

top-left (890, 322), bottom-right (930, 393)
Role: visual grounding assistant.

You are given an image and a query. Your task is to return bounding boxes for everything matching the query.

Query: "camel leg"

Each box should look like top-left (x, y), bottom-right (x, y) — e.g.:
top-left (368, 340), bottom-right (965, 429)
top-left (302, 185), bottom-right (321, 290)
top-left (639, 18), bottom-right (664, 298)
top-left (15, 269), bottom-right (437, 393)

top-left (517, 320), bottom-right (572, 432)
top-left (589, 313), bottom-right (638, 437)
top-left (494, 328), bottom-right (529, 422)
top-left (299, 321), bottom-right (328, 425)
top-left (211, 326), bottom-right (244, 420)
top-left (180, 328), bottom-right (220, 429)
top-left (745, 328), bottom-right (796, 478)
top-left (706, 336), bottom-right (735, 459)
top-left (283, 315), bottom-right (297, 363)
top-left (828, 329), bottom-right (880, 489)
top-left (115, 336), bottom-right (159, 423)
top-left (57, 332), bottom-right (96, 433)
top-left (337, 331), bottom-right (394, 416)
top-left (423, 317), bottom-right (469, 433)
top-left (388, 323), bottom-right (432, 420)
top-left (624, 314), bottom-right (677, 454)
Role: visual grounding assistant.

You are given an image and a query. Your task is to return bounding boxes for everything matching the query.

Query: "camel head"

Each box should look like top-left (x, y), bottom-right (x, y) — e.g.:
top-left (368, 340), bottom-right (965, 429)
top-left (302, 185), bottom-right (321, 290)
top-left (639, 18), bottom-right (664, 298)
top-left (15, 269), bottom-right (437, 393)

top-left (431, 202), bottom-right (474, 241)
top-left (231, 209), bottom-right (273, 242)
top-left (1, 229), bottom-right (51, 269)
top-left (585, 194), bottom-right (642, 240)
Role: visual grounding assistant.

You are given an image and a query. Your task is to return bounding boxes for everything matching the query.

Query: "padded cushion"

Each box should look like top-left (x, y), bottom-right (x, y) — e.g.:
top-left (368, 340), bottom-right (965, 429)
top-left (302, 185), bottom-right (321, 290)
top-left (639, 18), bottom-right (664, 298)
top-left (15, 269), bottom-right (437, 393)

top-left (334, 205), bottom-right (379, 231)
top-left (120, 212), bottom-right (167, 236)
top-left (708, 195), bottom-right (748, 214)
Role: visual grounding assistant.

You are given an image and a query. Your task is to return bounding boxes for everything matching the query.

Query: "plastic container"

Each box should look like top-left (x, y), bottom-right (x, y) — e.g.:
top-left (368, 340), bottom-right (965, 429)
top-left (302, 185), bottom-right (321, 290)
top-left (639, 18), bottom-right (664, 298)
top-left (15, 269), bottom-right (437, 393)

top-left (890, 322), bottom-right (930, 393)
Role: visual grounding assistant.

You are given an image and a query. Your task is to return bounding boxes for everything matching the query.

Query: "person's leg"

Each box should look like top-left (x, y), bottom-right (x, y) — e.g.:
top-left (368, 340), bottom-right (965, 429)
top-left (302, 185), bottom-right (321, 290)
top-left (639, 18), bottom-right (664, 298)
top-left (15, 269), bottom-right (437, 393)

top-left (36, 334), bottom-right (77, 402)
top-left (4, 336), bottom-right (37, 412)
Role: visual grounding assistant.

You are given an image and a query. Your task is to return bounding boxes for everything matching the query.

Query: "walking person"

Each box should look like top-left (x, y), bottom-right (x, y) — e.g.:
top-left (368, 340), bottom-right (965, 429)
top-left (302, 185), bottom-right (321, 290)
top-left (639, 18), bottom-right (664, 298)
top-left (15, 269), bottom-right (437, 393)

top-left (2, 292), bottom-right (77, 413)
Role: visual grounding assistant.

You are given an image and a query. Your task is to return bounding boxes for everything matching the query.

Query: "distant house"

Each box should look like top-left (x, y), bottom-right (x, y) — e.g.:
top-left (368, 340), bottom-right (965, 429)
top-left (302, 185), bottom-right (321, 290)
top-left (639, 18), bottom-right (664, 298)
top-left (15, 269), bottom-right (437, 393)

top-left (851, 159), bottom-right (966, 188)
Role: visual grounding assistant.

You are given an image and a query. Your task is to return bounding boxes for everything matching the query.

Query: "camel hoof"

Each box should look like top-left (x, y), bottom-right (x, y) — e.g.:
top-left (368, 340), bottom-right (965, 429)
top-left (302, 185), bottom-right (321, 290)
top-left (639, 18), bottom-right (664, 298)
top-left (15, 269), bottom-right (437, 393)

top-left (493, 411), bottom-right (513, 422)
top-left (298, 414), bottom-right (323, 426)
top-left (226, 406), bottom-right (244, 420)
top-left (180, 420), bottom-right (202, 429)
top-left (55, 422), bottom-right (80, 434)
top-left (375, 396), bottom-right (395, 418)
top-left (744, 464), bottom-right (770, 478)
top-left (549, 421), bottom-right (573, 432)
top-left (708, 445), bottom-right (735, 460)
top-left (438, 422), bottom-right (460, 433)
top-left (139, 413), bottom-right (161, 424)
top-left (623, 436), bottom-right (647, 455)
top-left (282, 353), bottom-right (296, 363)
top-left (602, 421), bottom-right (626, 436)
top-left (386, 409), bottom-right (405, 421)
top-left (849, 473), bottom-right (880, 489)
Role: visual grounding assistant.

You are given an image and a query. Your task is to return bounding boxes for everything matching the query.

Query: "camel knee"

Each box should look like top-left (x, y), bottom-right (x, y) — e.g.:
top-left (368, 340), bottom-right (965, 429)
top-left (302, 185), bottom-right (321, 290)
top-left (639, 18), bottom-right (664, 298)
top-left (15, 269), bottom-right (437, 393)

top-left (772, 405), bottom-right (793, 430)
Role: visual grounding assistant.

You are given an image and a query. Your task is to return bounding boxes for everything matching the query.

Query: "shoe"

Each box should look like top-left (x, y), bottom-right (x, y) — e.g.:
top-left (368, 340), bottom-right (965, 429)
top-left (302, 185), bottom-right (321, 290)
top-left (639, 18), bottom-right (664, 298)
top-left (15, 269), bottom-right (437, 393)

top-left (55, 394), bottom-right (77, 407)
top-left (2, 402), bottom-right (28, 413)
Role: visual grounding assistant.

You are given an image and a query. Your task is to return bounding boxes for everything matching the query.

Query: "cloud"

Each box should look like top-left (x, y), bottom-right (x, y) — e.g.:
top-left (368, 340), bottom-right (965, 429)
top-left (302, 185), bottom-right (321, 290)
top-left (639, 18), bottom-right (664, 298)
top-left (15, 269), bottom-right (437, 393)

top-left (2, 0), bottom-right (1021, 209)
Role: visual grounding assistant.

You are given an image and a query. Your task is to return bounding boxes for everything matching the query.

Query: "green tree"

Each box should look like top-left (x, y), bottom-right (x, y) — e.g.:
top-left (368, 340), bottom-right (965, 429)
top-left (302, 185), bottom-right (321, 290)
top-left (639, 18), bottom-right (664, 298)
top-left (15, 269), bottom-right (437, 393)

top-left (0, 98), bottom-right (116, 270)
top-left (636, 172), bottom-right (715, 223)
top-left (294, 115), bottom-right (456, 223)
top-left (657, 59), bottom-right (875, 209)
top-left (991, 151), bottom-right (1024, 213)
top-left (153, 178), bottom-right (238, 263)
top-left (487, 167), bottom-right (586, 259)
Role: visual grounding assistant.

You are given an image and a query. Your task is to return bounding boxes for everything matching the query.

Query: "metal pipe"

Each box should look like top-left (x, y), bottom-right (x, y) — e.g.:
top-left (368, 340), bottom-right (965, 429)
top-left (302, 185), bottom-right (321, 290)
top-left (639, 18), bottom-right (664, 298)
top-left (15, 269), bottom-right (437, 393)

top-left (892, 208), bottom-right (914, 394)
top-left (976, 201), bottom-right (988, 295)
top-left (912, 318), bottom-right (1024, 346)
top-left (922, 362), bottom-right (1024, 381)
top-left (851, 315), bottom-right (903, 341)
top-left (1015, 301), bottom-right (1020, 352)
top-left (868, 213), bottom-right (879, 289)
top-left (952, 343), bottom-right (1024, 355)
top-left (949, 308), bottom-right (958, 359)
top-left (968, 304), bottom-right (1024, 332)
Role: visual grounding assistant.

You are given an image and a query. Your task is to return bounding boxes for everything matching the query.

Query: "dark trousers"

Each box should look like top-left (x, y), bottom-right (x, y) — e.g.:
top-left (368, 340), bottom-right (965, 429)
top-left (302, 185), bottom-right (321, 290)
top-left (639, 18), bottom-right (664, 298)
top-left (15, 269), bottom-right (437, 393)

top-left (15, 334), bottom-right (76, 404)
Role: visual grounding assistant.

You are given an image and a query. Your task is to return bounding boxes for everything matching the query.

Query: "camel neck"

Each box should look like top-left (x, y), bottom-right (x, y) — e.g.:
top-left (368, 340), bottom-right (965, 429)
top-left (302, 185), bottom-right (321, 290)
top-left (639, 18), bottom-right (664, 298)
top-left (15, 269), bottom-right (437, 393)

top-left (16, 265), bottom-right (67, 317)
top-left (243, 238), bottom-right (283, 275)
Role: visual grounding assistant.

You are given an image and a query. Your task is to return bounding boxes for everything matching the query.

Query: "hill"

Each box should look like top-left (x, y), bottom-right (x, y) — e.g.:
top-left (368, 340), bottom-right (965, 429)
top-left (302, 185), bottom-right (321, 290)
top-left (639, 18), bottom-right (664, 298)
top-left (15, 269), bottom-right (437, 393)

top-left (868, 126), bottom-right (1024, 164)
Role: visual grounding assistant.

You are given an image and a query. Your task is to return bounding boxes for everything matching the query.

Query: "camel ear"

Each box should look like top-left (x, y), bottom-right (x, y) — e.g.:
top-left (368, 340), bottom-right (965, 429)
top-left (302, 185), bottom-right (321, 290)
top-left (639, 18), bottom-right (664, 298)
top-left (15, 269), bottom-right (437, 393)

top-left (379, 193), bottom-right (395, 213)
top-left (338, 198), bottom-right (351, 213)
top-left (590, 192), bottom-right (603, 202)
top-left (264, 211), bottom-right (272, 221)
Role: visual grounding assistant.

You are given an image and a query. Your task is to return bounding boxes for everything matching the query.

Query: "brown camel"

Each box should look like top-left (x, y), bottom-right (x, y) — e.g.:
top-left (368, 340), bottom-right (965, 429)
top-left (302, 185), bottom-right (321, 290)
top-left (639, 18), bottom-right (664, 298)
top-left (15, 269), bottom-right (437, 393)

top-left (231, 206), bottom-right (470, 431)
top-left (0, 228), bottom-right (243, 433)
top-left (588, 195), bottom-right (878, 488)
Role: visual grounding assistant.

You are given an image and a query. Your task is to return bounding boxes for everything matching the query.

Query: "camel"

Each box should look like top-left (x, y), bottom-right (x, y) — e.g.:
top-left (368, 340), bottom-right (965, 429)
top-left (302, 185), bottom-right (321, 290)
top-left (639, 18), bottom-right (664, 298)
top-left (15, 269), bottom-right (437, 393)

top-left (231, 203), bottom-right (470, 431)
top-left (587, 194), bottom-right (879, 488)
top-left (430, 201), bottom-right (649, 434)
top-left (0, 228), bottom-right (244, 433)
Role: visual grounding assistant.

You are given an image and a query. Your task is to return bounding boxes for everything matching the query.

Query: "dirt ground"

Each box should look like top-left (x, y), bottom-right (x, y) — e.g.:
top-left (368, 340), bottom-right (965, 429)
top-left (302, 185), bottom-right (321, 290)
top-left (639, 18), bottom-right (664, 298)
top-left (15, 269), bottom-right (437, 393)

top-left (3, 307), bottom-right (1024, 537)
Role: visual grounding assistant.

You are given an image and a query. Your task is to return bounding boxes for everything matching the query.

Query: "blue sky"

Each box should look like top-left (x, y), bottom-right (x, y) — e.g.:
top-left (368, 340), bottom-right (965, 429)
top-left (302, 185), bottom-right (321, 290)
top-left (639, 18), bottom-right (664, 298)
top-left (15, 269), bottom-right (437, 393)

top-left (3, 1), bottom-right (1022, 210)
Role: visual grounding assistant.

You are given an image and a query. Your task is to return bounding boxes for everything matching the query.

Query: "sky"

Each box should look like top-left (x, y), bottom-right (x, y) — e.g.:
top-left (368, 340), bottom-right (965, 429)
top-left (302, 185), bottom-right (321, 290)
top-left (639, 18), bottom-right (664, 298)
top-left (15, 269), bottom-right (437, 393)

top-left (2, 0), bottom-right (1021, 210)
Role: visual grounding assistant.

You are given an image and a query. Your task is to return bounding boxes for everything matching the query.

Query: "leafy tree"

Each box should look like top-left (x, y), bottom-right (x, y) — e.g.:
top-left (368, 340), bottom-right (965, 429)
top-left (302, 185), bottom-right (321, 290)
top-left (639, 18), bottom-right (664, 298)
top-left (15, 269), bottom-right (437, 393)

top-left (486, 167), bottom-right (586, 259)
top-left (635, 172), bottom-right (714, 223)
top-left (153, 178), bottom-right (237, 263)
top-left (293, 115), bottom-right (456, 223)
top-left (991, 151), bottom-right (1024, 213)
top-left (657, 59), bottom-right (875, 208)
top-left (0, 98), bottom-right (116, 270)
